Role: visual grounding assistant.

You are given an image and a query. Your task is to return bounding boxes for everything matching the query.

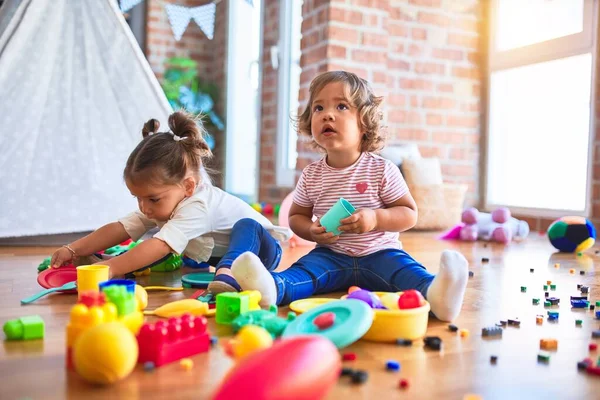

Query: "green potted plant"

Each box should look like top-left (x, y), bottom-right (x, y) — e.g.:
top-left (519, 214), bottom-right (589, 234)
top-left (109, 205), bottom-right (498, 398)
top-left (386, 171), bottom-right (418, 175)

top-left (161, 57), bottom-right (224, 149)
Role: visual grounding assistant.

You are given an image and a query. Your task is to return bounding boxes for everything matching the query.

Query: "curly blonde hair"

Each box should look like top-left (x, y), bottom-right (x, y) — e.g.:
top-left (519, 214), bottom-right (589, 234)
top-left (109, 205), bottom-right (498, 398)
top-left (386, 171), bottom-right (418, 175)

top-left (296, 71), bottom-right (385, 152)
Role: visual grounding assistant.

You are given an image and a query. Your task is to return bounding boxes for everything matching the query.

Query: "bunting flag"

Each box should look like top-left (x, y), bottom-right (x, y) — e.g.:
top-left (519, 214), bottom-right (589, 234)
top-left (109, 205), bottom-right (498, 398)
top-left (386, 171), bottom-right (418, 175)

top-left (190, 3), bottom-right (216, 40)
top-left (165, 4), bottom-right (193, 41)
top-left (120, 0), bottom-right (144, 13)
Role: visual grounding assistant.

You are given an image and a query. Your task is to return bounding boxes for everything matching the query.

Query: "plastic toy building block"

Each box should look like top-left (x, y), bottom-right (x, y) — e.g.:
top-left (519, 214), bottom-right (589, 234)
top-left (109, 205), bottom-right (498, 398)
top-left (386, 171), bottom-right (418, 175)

top-left (540, 338), bottom-right (558, 351)
top-left (78, 291), bottom-right (106, 308)
top-left (423, 336), bottom-right (442, 351)
top-left (215, 291), bottom-right (261, 325)
top-left (137, 314), bottom-right (210, 367)
top-left (571, 296), bottom-right (588, 301)
top-left (532, 298), bottom-right (540, 305)
top-left (38, 257), bottom-right (51, 272)
top-left (576, 320), bottom-right (583, 326)
top-left (547, 311), bottom-right (559, 321)
top-left (4, 315), bottom-right (44, 340)
top-left (550, 284), bottom-right (557, 290)
top-left (544, 301), bottom-right (552, 307)
top-left (231, 306), bottom-right (296, 338)
top-left (507, 319), bottom-right (521, 326)
top-left (148, 253), bottom-right (183, 272)
top-left (592, 330), bottom-right (600, 339)
top-left (536, 315), bottom-right (543, 324)
top-left (102, 285), bottom-right (136, 316)
top-left (571, 299), bottom-right (589, 309)
top-left (581, 286), bottom-right (589, 294)
top-left (482, 327), bottom-right (503, 338)
top-left (65, 302), bottom-right (143, 368)
top-left (543, 285), bottom-right (548, 291)
top-left (520, 286), bottom-right (527, 293)
top-left (538, 352), bottom-right (550, 363)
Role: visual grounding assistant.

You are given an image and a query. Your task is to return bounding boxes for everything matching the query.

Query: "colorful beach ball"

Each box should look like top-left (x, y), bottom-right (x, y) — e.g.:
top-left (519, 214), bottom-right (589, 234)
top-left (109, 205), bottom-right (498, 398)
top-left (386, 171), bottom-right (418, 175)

top-left (547, 216), bottom-right (596, 253)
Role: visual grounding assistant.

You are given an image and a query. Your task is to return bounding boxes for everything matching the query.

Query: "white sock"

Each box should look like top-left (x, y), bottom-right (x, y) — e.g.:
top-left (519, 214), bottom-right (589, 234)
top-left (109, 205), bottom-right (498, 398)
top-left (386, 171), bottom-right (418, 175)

top-left (426, 250), bottom-right (469, 322)
top-left (231, 252), bottom-right (277, 307)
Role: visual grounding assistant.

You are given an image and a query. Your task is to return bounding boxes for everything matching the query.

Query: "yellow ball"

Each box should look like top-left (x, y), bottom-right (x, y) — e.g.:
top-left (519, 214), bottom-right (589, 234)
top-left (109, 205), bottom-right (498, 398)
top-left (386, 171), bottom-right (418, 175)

top-left (379, 293), bottom-right (400, 310)
top-left (73, 322), bottom-right (138, 385)
top-left (135, 285), bottom-right (148, 310)
top-left (231, 325), bottom-right (273, 359)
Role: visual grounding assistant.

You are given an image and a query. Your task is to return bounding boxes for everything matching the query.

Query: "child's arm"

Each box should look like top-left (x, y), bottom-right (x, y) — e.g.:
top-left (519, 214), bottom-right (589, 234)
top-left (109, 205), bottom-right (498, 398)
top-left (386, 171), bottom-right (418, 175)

top-left (51, 222), bottom-right (131, 268)
top-left (339, 194), bottom-right (418, 234)
top-left (101, 238), bottom-right (172, 277)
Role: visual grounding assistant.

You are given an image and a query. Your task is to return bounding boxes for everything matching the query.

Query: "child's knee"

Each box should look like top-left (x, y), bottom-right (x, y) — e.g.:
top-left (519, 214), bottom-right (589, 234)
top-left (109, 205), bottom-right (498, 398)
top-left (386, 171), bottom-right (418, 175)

top-left (233, 218), bottom-right (262, 231)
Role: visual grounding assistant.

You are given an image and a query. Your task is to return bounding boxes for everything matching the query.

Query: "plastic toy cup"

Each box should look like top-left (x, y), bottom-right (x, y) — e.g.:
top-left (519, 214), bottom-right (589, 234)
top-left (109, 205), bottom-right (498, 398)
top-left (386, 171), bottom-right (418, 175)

top-left (76, 265), bottom-right (110, 299)
top-left (99, 279), bottom-right (136, 294)
top-left (320, 198), bottom-right (356, 236)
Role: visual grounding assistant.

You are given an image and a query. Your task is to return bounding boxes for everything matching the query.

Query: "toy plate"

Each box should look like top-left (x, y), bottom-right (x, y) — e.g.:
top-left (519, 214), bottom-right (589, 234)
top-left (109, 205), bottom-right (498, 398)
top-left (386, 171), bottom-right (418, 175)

top-left (282, 299), bottom-right (373, 348)
top-left (37, 266), bottom-right (78, 293)
top-left (289, 298), bottom-right (337, 314)
top-left (181, 272), bottom-right (215, 288)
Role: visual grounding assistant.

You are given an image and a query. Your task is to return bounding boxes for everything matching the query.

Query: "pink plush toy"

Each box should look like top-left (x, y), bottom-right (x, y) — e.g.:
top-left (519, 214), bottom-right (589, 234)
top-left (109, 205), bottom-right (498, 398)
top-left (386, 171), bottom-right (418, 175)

top-left (441, 207), bottom-right (529, 244)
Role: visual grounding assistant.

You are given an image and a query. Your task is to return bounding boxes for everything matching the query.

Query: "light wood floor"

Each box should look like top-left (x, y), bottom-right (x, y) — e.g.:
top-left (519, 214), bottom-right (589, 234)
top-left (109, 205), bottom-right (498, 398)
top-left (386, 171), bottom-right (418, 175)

top-left (1, 232), bottom-right (600, 399)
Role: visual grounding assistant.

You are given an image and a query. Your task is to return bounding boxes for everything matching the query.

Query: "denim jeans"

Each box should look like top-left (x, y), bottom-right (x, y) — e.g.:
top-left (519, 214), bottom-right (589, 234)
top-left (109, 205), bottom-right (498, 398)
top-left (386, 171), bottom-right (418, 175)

top-left (220, 219), bottom-right (435, 306)
top-left (215, 218), bottom-right (282, 272)
top-left (273, 246), bottom-right (435, 305)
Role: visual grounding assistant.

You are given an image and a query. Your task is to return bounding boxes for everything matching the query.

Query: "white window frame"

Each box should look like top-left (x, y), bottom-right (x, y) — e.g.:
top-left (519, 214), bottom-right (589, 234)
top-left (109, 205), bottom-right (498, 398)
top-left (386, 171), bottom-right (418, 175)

top-left (275, 0), bottom-right (302, 187)
top-left (484, 0), bottom-right (598, 217)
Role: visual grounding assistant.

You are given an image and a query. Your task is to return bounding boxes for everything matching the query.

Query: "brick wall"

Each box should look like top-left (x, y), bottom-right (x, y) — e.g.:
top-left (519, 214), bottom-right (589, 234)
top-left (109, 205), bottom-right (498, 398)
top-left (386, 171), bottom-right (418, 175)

top-left (145, 0), bottom-right (227, 186)
top-left (295, 0), bottom-right (482, 207)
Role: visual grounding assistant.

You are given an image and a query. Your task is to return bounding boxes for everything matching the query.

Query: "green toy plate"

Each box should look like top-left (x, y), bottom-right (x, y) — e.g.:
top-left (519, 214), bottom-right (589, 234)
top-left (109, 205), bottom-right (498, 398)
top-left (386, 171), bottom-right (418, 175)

top-left (289, 298), bottom-right (337, 314)
top-left (181, 272), bottom-right (215, 288)
top-left (282, 299), bottom-right (373, 348)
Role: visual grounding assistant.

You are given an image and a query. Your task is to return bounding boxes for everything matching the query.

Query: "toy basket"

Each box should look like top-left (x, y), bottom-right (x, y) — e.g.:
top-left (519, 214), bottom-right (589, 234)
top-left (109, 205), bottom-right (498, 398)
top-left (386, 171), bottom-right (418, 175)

top-left (410, 183), bottom-right (467, 231)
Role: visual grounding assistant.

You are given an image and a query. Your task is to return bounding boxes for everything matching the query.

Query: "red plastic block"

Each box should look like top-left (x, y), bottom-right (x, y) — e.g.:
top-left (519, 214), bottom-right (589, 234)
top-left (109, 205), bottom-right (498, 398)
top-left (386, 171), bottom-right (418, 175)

top-left (590, 343), bottom-right (598, 352)
top-left (342, 352), bottom-right (357, 361)
top-left (399, 378), bottom-right (409, 389)
top-left (78, 291), bottom-right (106, 308)
top-left (137, 314), bottom-right (210, 367)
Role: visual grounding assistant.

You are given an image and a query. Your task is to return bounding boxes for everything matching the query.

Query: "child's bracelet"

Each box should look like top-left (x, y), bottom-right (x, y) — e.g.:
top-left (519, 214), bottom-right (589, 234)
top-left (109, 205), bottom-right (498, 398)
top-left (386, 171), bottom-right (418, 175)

top-left (62, 244), bottom-right (77, 257)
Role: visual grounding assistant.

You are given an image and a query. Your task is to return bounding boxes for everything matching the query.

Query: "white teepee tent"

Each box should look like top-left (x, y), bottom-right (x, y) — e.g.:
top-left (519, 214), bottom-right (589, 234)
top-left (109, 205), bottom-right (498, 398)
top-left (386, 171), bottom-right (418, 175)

top-left (0, 0), bottom-right (172, 238)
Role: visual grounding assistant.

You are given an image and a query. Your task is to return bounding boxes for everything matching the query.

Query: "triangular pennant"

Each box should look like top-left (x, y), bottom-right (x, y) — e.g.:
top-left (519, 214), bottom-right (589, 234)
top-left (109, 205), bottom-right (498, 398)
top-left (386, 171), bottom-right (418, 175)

top-left (120, 0), bottom-right (144, 13)
top-left (165, 4), bottom-right (193, 41)
top-left (190, 3), bottom-right (216, 40)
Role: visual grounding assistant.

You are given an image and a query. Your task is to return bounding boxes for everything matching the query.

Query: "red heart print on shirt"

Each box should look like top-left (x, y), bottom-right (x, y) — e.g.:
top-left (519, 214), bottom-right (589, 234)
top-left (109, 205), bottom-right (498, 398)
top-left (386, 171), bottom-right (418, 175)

top-left (356, 182), bottom-right (368, 194)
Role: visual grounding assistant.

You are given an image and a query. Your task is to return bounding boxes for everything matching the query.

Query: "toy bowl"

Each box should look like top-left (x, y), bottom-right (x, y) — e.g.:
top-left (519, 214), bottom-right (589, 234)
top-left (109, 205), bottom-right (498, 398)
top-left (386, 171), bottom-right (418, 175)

top-left (340, 291), bottom-right (430, 342)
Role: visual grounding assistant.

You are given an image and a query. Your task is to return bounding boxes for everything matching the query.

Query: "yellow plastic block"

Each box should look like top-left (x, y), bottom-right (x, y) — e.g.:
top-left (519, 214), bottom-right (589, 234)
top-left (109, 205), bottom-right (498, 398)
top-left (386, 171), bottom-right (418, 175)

top-left (540, 338), bottom-right (558, 351)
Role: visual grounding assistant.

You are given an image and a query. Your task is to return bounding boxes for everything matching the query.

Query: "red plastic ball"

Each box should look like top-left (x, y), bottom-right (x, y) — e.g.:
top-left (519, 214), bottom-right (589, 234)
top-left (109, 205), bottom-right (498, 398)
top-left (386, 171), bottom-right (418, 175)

top-left (262, 203), bottom-right (274, 215)
top-left (398, 290), bottom-right (425, 310)
top-left (313, 312), bottom-right (336, 330)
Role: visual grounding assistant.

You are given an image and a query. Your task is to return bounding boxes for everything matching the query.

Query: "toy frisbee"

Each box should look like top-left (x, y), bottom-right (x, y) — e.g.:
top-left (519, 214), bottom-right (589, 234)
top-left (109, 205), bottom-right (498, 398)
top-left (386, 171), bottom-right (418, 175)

top-left (282, 299), bottom-right (373, 348)
top-left (289, 298), bottom-right (337, 314)
top-left (181, 272), bottom-right (215, 288)
top-left (37, 265), bottom-right (77, 294)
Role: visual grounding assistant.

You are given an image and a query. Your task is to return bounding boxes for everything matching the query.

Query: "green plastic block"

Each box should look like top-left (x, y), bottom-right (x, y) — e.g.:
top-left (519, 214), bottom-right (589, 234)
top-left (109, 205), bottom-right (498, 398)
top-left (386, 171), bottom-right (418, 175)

top-left (102, 285), bottom-right (136, 316)
top-left (37, 257), bottom-right (51, 272)
top-left (521, 286), bottom-right (527, 293)
top-left (231, 307), bottom-right (296, 338)
top-left (543, 285), bottom-right (548, 291)
top-left (3, 315), bottom-right (44, 340)
top-left (216, 293), bottom-right (250, 325)
top-left (544, 301), bottom-right (551, 307)
top-left (550, 284), bottom-right (556, 290)
top-left (596, 301), bottom-right (600, 307)
top-left (149, 253), bottom-right (183, 272)
top-left (532, 298), bottom-right (540, 305)
top-left (576, 320), bottom-right (583, 326)
top-left (537, 352), bottom-right (550, 363)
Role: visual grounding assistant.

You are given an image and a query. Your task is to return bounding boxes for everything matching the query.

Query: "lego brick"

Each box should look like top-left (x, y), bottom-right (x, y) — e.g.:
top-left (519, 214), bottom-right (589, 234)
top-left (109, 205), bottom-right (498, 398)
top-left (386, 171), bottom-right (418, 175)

top-left (3, 315), bottom-right (44, 340)
top-left (482, 327), bottom-right (503, 337)
top-left (102, 285), bottom-right (136, 316)
top-left (571, 299), bottom-right (589, 308)
top-left (215, 291), bottom-right (260, 325)
top-left (540, 338), bottom-right (558, 351)
top-left (532, 298), bottom-right (540, 305)
top-left (137, 314), bottom-right (210, 367)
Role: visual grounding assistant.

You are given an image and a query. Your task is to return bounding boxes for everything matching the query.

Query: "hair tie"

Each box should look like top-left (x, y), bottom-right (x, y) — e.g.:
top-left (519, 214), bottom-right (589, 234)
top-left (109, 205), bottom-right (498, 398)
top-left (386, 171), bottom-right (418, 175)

top-left (172, 133), bottom-right (187, 142)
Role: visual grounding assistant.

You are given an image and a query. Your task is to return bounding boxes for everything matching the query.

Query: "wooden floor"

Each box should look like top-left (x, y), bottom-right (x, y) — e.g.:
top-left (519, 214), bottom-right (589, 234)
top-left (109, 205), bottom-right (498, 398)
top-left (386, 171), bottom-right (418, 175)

top-left (1, 232), bottom-right (600, 399)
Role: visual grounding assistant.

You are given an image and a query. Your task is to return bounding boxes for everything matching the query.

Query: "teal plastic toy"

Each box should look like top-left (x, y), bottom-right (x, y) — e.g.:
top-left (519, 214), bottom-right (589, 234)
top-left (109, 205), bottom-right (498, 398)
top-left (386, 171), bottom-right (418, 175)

top-left (282, 299), bottom-right (373, 348)
top-left (4, 315), bottom-right (45, 340)
top-left (182, 272), bottom-right (215, 288)
top-left (319, 198), bottom-right (356, 235)
top-left (102, 285), bottom-right (136, 316)
top-left (231, 306), bottom-right (297, 338)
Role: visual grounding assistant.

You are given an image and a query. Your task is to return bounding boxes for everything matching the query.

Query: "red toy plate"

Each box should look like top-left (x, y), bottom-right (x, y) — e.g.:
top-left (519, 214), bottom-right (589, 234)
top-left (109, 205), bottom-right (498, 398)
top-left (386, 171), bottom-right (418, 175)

top-left (37, 266), bottom-right (77, 293)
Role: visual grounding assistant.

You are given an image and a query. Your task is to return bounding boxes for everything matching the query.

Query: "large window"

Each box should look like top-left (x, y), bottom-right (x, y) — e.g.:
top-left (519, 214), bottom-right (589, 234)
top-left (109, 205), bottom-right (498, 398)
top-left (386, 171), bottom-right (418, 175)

top-left (485, 0), bottom-right (597, 216)
top-left (275, 0), bottom-right (303, 187)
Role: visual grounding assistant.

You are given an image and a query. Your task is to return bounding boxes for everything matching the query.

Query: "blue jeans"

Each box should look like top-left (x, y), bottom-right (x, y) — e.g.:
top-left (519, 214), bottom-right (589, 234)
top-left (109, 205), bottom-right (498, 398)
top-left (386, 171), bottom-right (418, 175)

top-left (215, 218), bottom-right (282, 272)
top-left (221, 219), bottom-right (435, 306)
top-left (273, 247), bottom-right (435, 305)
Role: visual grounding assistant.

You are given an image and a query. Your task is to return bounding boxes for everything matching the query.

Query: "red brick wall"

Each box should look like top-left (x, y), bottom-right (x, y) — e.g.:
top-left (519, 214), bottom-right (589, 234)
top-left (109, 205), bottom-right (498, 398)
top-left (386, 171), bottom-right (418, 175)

top-left (145, 0), bottom-right (227, 186)
top-left (295, 0), bottom-right (482, 207)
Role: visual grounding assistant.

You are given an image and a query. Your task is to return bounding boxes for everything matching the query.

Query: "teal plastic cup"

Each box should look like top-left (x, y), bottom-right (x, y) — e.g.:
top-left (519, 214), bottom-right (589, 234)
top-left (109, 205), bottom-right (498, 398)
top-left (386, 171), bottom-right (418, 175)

top-left (320, 198), bottom-right (356, 235)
